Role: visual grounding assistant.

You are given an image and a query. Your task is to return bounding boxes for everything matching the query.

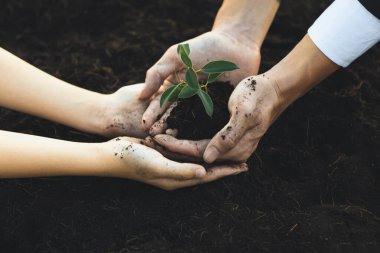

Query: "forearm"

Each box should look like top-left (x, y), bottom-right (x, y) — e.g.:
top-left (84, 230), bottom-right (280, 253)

top-left (0, 48), bottom-right (104, 134)
top-left (213, 0), bottom-right (280, 48)
top-left (264, 0), bottom-right (380, 111)
top-left (265, 35), bottom-right (339, 110)
top-left (0, 130), bottom-right (108, 178)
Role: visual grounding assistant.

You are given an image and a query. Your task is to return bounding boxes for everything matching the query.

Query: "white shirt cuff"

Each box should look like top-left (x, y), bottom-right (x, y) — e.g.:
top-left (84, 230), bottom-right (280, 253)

top-left (308, 0), bottom-right (380, 67)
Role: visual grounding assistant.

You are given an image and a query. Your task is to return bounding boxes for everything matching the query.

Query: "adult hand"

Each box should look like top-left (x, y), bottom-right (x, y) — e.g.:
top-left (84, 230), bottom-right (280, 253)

top-left (100, 137), bottom-right (248, 191)
top-left (151, 75), bottom-right (283, 163)
top-left (149, 34), bottom-right (341, 163)
top-left (140, 31), bottom-right (261, 130)
top-left (203, 75), bottom-right (283, 162)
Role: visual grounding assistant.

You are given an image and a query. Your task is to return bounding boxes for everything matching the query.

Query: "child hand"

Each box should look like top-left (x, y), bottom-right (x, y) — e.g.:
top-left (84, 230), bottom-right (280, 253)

top-left (99, 137), bottom-right (248, 190)
top-left (97, 83), bottom-right (150, 138)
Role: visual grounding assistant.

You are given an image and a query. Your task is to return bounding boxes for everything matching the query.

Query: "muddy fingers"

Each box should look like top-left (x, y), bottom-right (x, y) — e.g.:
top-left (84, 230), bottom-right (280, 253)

top-left (203, 118), bottom-right (249, 163)
top-left (154, 134), bottom-right (209, 158)
top-left (149, 102), bottom-right (178, 136)
top-left (142, 94), bottom-right (169, 131)
top-left (152, 163), bottom-right (248, 190)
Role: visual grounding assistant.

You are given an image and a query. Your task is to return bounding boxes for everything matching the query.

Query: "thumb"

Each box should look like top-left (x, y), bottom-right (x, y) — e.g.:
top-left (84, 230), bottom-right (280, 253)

top-left (140, 48), bottom-right (180, 100)
top-left (203, 113), bottom-right (248, 163)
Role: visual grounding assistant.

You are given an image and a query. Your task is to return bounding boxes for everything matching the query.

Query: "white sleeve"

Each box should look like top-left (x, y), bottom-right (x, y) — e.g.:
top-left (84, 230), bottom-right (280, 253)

top-left (308, 0), bottom-right (380, 67)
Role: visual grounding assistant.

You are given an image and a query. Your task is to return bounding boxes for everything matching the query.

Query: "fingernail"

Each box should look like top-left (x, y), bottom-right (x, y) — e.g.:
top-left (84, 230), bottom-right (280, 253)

top-left (233, 170), bottom-right (242, 175)
top-left (241, 164), bottom-right (248, 172)
top-left (203, 146), bottom-right (219, 163)
top-left (195, 168), bottom-right (206, 178)
top-left (235, 166), bottom-right (248, 175)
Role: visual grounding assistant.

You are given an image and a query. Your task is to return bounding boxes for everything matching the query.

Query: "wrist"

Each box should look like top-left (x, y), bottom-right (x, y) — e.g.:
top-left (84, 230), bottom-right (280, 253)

top-left (95, 138), bottom-right (142, 179)
top-left (64, 142), bottom-right (107, 177)
top-left (81, 93), bottom-right (110, 136)
top-left (88, 141), bottom-right (119, 177)
top-left (212, 0), bottom-right (280, 49)
top-left (264, 61), bottom-right (307, 111)
top-left (211, 26), bottom-right (261, 54)
top-left (56, 141), bottom-right (114, 178)
top-left (264, 35), bottom-right (339, 111)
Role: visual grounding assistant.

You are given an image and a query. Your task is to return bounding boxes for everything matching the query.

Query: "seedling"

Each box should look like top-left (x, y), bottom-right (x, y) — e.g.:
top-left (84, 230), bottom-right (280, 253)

top-left (160, 44), bottom-right (239, 117)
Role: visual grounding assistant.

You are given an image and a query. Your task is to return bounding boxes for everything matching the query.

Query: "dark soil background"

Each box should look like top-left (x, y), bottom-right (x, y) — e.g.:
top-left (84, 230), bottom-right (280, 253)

top-left (0, 0), bottom-right (379, 252)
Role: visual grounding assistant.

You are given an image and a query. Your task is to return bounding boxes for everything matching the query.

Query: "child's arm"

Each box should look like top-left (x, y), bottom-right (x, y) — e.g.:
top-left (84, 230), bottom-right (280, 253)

top-left (0, 48), bottom-right (105, 135)
top-left (0, 48), bottom-right (156, 138)
top-left (0, 130), bottom-right (247, 190)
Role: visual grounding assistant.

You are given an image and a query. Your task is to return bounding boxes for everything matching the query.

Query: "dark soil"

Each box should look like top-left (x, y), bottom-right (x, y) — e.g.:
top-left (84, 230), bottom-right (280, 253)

top-left (1, 0), bottom-right (380, 253)
top-left (167, 82), bottom-right (233, 140)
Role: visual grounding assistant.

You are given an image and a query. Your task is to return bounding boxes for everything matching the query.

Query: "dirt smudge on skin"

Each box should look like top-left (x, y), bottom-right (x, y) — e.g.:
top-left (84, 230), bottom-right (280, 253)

top-left (247, 79), bottom-right (257, 91)
top-left (106, 120), bottom-right (126, 130)
top-left (3, 1), bottom-right (379, 252)
top-left (112, 141), bottom-right (138, 160)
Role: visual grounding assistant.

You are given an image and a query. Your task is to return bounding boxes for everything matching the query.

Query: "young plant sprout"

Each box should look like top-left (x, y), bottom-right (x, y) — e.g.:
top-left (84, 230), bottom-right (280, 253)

top-left (160, 43), bottom-right (239, 117)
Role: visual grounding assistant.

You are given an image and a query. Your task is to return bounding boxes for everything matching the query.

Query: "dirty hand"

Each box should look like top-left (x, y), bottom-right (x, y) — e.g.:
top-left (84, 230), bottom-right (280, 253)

top-left (151, 75), bottom-right (283, 163)
top-left (98, 83), bottom-right (150, 138)
top-left (151, 34), bottom-right (341, 163)
top-left (100, 137), bottom-right (248, 190)
top-left (140, 31), bottom-right (261, 130)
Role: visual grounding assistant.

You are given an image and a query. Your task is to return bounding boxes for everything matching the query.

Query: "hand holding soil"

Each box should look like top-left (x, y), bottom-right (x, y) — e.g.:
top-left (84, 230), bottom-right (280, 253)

top-left (100, 137), bottom-right (248, 191)
top-left (140, 31), bottom-right (261, 130)
top-left (149, 75), bottom-right (282, 163)
top-left (202, 75), bottom-right (282, 163)
top-left (2, 0), bottom-right (380, 251)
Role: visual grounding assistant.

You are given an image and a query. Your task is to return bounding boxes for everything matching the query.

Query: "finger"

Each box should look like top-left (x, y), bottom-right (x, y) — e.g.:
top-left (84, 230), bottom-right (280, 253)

top-left (154, 134), bottom-right (209, 158)
top-left (149, 102), bottom-right (177, 136)
top-left (154, 145), bottom-right (202, 162)
top-left (141, 80), bottom-right (174, 131)
top-left (144, 136), bottom-right (156, 149)
top-left (200, 162), bottom-right (248, 183)
top-left (140, 47), bottom-right (180, 99)
top-left (203, 114), bottom-right (249, 163)
top-left (145, 136), bottom-right (202, 162)
top-left (155, 157), bottom-right (207, 180)
top-left (165, 129), bottom-right (178, 137)
top-left (141, 94), bottom-right (169, 131)
top-left (155, 163), bottom-right (248, 190)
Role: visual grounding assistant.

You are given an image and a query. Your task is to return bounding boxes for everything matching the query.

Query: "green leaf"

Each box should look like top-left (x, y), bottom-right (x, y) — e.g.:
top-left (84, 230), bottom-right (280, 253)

top-left (198, 89), bottom-right (214, 117)
top-left (177, 44), bottom-right (192, 67)
top-left (160, 85), bottom-right (183, 107)
top-left (160, 85), bottom-right (175, 107)
top-left (201, 60), bottom-right (239, 73)
top-left (207, 72), bottom-right (223, 83)
top-left (179, 48), bottom-right (192, 68)
top-left (177, 44), bottom-right (190, 55)
top-left (167, 85), bottom-right (183, 103)
top-left (185, 68), bottom-right (199, 89)
top-left (178, 86), bottom-right (198, 99)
